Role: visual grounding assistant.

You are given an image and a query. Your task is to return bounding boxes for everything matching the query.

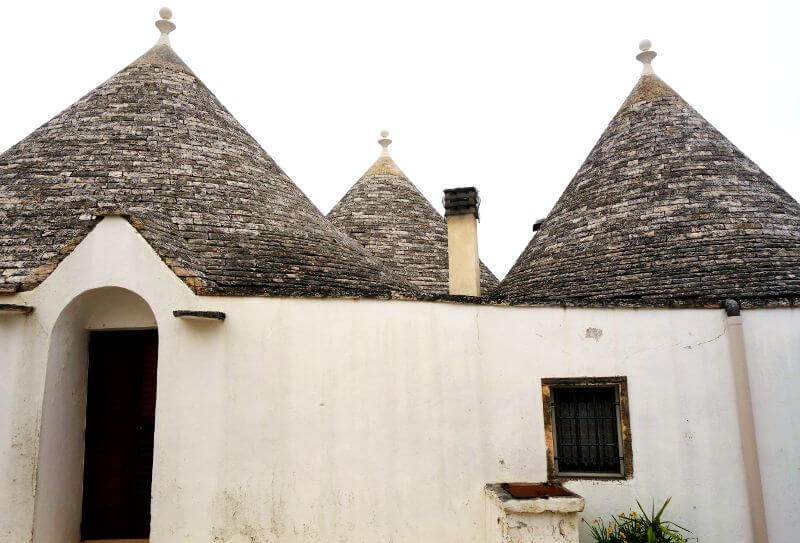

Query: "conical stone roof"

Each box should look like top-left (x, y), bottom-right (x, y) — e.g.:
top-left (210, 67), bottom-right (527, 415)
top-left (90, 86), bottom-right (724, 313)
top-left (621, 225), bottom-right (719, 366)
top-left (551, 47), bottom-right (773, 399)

top-left (0, 20), bottom-right (414, 298)
top-left (328, 134), bottom-right (498, 296)
top-left (494, 53), bottom-right (800, 307)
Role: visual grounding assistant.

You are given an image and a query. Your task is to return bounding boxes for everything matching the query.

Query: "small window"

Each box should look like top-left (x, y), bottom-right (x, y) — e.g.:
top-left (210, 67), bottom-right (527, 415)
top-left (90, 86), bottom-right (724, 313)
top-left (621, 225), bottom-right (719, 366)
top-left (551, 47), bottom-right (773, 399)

top-left (542, 377), bottom-right (632, 479)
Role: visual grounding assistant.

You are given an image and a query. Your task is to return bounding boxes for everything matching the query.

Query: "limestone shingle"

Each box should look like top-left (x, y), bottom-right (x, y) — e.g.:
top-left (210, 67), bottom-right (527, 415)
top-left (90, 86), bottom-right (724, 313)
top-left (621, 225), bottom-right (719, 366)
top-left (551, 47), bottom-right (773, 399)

top-left (328, 154), bottom-right (498, 295)
top-left (0, 45), bottom-right (415, 298)
top-left (493, 75), bottom-right (800, 307)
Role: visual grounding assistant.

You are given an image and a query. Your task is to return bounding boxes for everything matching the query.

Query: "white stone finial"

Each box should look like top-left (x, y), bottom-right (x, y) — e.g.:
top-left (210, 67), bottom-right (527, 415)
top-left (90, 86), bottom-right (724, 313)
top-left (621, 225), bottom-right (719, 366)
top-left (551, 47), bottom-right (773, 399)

top-left (378, 130), bottom-right (392, 157)
top-left (156, 7), bottom-right (176, 46)
top-left (636, 39), bottom-right (657, 75)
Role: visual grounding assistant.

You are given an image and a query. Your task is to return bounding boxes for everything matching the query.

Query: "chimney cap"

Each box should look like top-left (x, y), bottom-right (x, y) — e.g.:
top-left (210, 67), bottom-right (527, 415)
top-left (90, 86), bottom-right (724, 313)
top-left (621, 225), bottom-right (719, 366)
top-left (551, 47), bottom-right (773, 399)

top-left (443, 187), bottom-right (479, 219)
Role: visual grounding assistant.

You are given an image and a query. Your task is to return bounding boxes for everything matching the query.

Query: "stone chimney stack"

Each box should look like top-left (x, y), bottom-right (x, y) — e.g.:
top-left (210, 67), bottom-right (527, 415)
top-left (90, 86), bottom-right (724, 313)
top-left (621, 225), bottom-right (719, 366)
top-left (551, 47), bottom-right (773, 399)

top-left (443, 187), bottom-right (481, 296)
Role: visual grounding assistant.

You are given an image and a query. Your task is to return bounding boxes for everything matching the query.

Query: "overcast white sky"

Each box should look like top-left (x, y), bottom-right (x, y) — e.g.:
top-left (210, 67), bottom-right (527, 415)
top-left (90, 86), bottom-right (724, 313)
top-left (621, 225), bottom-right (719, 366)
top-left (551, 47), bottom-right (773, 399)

top-left (2, 1), bottom-right (798, 279)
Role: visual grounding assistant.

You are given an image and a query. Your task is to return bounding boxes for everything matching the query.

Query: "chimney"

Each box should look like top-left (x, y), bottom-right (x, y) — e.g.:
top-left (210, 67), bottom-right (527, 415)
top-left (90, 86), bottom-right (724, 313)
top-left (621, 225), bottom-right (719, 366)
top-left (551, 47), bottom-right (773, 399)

top-left (443, 187), bottom-right (481, 297)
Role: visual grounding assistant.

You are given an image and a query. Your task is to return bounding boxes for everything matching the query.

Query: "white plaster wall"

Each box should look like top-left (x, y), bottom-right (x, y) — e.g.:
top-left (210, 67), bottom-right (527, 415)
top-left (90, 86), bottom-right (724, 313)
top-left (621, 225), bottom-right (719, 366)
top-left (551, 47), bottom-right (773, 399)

top-left (33, 300), bottom-right (89, 543)
top-left (145, 297), bottom-right (751, 543)
top-left (1, 216), bottom-right (796, 543)
top-left (743, 309), bottom-right (800, 543)
top-left (0, 311), bottom-right (44, 542)
top-left (479, 306), bottom-right (753, 542)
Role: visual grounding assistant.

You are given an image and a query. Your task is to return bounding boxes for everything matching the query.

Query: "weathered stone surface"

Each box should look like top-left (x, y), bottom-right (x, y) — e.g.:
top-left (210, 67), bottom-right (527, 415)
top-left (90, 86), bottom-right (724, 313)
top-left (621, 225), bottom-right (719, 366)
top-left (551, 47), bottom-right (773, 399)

top-left (328, 155), bottom-right (498, 296)
top-left (484, 484), bottom-right (583, 543)
top-left (0, 44), bottom-right (415, 298)
top-left (493, 75), bottom-right (800, 307)
top-left (484, 484), bottom-right (584, 515)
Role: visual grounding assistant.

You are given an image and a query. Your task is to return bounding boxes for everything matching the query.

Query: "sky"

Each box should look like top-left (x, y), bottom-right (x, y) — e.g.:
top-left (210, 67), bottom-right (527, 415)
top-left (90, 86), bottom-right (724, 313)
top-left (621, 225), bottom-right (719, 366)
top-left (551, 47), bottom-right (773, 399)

top-left (1, 1), bottom-right (798, 279)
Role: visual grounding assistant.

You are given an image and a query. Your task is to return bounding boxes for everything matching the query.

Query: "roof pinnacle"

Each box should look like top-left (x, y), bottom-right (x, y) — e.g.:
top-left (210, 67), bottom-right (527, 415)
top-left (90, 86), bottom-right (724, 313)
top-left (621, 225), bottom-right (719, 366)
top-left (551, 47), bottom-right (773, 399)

top-left (378, 130), bottom-right (392, 157)
top-left (155, 7), bottom-right (176, 46)
top-left (636, 39), bottom-right (656, 76)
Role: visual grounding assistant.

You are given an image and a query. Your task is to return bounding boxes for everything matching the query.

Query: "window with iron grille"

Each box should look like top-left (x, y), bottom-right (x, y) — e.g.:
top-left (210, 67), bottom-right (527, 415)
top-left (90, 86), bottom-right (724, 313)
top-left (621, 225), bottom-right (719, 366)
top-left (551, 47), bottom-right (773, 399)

top-left (542, 377), bottom-right (632, 479)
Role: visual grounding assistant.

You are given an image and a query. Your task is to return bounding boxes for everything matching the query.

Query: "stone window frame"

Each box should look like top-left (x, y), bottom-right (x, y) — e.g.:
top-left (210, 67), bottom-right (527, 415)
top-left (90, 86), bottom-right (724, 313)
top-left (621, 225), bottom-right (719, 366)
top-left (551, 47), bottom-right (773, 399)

top-left (541, 376), bottom-right (633, 481)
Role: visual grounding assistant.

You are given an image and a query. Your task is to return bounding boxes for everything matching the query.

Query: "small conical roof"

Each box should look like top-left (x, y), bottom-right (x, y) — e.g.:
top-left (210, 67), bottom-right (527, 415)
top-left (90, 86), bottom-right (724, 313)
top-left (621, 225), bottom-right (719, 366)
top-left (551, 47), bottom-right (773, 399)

top-left (494, 42), bottom-right (800, 307)
top-left (0, 11), bottom-right (413, 297)
top-left (328, 132), bottom-right (498, 295)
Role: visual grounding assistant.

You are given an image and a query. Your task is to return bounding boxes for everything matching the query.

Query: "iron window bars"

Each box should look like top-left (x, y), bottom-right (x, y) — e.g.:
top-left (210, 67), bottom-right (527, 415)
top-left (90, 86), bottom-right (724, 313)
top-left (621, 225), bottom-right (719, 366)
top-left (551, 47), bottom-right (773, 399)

top-left (550, 385), bottom-right (624, 477)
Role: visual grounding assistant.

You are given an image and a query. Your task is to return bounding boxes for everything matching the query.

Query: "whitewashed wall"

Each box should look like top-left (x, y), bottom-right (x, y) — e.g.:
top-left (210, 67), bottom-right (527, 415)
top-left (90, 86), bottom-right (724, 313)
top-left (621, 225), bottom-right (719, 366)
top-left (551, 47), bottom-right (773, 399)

top-left (742, 309), bottom-right (800, 543)
top-left (0, 298), bottom-right (42, 541)
top-left (0, 216), bottom-right (796, 543)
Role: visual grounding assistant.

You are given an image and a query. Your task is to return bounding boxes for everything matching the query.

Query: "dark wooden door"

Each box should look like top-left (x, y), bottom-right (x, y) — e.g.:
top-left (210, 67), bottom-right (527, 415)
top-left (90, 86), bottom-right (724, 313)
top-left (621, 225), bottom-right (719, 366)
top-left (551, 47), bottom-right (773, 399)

top-left (81, 329), bottom-right (158, 540)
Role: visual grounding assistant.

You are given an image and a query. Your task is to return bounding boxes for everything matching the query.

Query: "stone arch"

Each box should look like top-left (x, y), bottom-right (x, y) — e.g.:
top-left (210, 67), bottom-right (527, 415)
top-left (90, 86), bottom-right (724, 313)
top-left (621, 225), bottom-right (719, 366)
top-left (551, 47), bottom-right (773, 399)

top-left (33, 287), bottom-right (157, 543)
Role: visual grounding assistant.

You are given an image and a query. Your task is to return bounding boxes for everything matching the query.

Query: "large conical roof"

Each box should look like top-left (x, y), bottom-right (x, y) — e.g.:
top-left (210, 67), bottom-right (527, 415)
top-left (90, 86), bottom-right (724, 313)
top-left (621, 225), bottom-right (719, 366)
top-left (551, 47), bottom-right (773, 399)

top-left (494, 46), bottom-right (800, 307)
top-left (328, 133), bottom-right (498, 296)
top-left (0, 16), bottom-right (414, 298)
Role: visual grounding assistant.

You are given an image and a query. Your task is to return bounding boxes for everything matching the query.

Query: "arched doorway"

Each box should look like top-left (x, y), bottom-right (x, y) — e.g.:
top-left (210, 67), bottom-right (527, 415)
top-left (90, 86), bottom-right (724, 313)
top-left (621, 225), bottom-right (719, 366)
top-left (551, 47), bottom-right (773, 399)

top-left (33, 287), bottom-right (158, 543)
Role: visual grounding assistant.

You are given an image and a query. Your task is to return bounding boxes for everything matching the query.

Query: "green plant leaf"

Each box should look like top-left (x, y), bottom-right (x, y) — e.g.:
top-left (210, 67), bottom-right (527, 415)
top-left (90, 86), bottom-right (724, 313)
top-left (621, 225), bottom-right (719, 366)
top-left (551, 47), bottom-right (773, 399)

top-left (654, 497), bottom-right (672, 523)
top-left (636, 500), bottom-right (652, 524)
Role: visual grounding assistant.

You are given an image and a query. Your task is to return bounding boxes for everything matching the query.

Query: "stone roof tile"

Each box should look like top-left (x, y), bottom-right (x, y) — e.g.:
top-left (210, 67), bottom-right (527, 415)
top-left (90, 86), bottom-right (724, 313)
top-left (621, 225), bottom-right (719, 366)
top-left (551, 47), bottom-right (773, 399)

top-left (493, 74), bottom-right (800, 306)
top-left (329, 139), bottom-right (498, 295)
top-left (0, 43), bottom-right (416, 298)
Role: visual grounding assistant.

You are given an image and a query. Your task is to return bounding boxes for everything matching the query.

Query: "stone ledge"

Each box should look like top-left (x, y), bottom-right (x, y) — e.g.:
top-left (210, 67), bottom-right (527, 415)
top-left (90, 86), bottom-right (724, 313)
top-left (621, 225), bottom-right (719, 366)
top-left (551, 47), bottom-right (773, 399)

top-left (0, 304), bottom-right (34, 315)
top-left (484, 483), bottom-right (584, 514)
top-left (172, 310), bottom-right (225, 321)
